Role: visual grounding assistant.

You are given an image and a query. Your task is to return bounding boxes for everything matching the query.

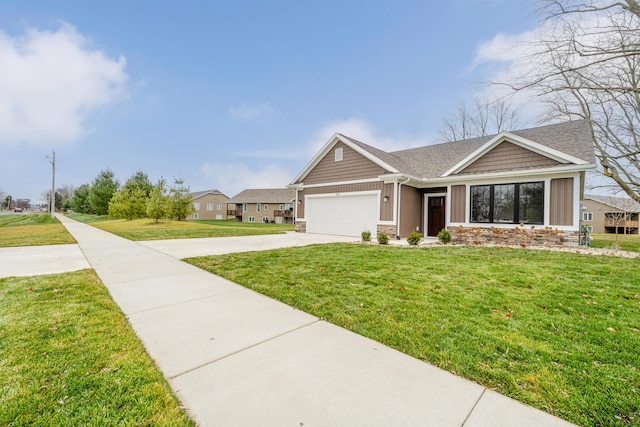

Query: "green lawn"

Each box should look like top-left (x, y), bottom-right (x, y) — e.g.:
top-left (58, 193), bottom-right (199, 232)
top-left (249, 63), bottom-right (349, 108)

top-left (186, 244), bottom-right (640, 427)
top-left (590, 233), bottom-right (640, 252)
top-left (0, 270), bottom-right (194, 426)
top-left (67, 214), bottom-right (293, 240)
top-left (0, 214), bottom-right (76, 247)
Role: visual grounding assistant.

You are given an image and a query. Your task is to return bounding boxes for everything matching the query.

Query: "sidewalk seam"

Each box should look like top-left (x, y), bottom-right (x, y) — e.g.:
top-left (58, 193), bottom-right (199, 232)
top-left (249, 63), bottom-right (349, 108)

top-left (461, 387), bottom-right (486, 426)
top-left (124, 288), bottom-right (245, 316)
top-left (168, 319), bottom-right (322, 380)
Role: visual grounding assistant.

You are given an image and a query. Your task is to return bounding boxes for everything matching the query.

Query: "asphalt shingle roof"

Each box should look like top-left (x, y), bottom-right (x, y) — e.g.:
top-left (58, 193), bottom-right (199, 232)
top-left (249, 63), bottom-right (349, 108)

top-left (190, 189), bottom-right (228, 200)
top-left (340, 120), bottom-right (596, 179)
top-left (584, 194), bottom-right (640, 212)
top-left (227, 188), bottom-right (296, 204)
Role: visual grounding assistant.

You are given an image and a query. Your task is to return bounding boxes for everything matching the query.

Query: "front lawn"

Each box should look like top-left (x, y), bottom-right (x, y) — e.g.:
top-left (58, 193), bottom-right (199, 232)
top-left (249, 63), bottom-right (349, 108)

top-left (0, 214), bottom-right (76, 247)
top-left (186, 244), bottom-right (640, 427)
top-left (590, 233), bottom-right (640, 252)
top-left (0, 270), bottom-right (194, 426)
top-left (67, 214), bottom-right (293, 240)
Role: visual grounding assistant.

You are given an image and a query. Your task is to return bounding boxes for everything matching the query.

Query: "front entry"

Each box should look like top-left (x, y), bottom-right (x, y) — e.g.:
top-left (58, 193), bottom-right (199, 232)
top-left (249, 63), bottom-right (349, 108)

top-left (427, 196), bottom-right (445, 236)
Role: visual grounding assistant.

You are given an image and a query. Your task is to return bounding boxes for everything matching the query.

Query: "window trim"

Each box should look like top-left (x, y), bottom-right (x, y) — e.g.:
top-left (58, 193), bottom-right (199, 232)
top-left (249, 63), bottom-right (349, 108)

top-left (217, 204), bottom-right (222, 211)
top-left (582, 212), bottom-right (593, 221)
top-left (193, 202), bottom-right (200, 211)
top-left (335, 147), bottom-right (343, 161)
top-left (262, 216), bottom-right (269, 223)
top-left (470, 181), bottom-right (544, 225)
top-left (257, 203), bottom-right (261, 212)
top-left (248, 216), bottom-right (255, 223)
top-left (206, 203), bottom-right (213, 211)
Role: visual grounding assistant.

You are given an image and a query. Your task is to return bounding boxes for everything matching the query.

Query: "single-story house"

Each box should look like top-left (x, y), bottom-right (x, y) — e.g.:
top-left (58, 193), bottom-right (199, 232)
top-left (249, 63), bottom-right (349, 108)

top-left (227, 188), bottom-right (296, 224)
top-left (582, 194), bottom-right (640, 235)
top-left (289, 120), bottom-right (597, 247)
top-left (186, 189), bottom-right (230, 220)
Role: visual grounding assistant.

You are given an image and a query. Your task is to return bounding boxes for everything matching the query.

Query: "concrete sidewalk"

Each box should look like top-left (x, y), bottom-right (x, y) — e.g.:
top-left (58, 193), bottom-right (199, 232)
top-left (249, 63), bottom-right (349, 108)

top-left (0, 244), bottom-right (90, 278)
top-left (54, 215), bottom-right (575, 427)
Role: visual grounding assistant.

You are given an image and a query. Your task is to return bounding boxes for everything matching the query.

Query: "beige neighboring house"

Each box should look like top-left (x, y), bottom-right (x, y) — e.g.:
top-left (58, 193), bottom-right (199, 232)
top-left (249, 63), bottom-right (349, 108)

top-left (186, 189), bottom-right (230, 220)
top-left (227, 188), bottom-right (296, 224)
top-left (289, 120), bottom-right (597, 247)
top-left (582, 194), bottom-right (640, 235)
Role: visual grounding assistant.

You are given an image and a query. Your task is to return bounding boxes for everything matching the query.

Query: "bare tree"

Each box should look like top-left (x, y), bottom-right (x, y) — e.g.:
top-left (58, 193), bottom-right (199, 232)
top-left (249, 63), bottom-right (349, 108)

top-left (440, 99), bottom-right (519, 142)
top-left (495, 0), bottom-right (640, 203)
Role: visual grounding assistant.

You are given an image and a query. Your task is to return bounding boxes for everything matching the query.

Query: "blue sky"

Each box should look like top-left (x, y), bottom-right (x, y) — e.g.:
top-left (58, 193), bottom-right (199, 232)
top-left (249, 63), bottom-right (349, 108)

top-left (0, 0), bottom-right (540, 203)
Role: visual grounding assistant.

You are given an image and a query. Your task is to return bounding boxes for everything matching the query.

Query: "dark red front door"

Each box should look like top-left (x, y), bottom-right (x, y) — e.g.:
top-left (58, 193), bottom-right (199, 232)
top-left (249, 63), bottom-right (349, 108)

top-left (427, 196), bottom-right (445, 236)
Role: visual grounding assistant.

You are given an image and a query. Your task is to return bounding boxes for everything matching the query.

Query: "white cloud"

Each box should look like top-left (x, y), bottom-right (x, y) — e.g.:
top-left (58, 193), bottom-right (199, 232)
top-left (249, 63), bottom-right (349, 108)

top-left (0, 23), bottom-right (128, 146)
top-left (229, 102), bottom-right (274, 120)
top-left (199, 162), bottom-right (293, 197)
top-left (308, 117), bottom-right (432, 154)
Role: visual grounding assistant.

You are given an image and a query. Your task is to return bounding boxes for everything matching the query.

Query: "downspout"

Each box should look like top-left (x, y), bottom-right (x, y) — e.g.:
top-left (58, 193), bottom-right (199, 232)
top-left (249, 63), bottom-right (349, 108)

top-left (396, 177), bottom-right (411, 239)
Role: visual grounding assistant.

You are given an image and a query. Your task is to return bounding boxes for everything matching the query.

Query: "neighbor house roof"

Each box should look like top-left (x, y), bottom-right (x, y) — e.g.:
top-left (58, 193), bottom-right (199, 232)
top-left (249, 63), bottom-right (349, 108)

top-left (227, 188), bottom-right (296, 204)
top-left (292, 120), bottom-right (597, 184)
top-left (190, 189), bottom-right (228, 200)
top-left (584, 194), bottom-right (640, 212)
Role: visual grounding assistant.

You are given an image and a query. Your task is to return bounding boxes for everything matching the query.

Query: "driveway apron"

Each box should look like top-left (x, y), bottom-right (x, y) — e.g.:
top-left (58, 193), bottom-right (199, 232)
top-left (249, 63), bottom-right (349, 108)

top-left (56, 215), bottom-right (575, 427)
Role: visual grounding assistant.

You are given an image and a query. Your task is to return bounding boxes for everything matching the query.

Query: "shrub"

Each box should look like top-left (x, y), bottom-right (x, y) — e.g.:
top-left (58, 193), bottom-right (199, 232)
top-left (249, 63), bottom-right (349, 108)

top-left (361, 230), bottom-right (371, 242)
top-left (377, 232), bottom-right (389, 245)
top-left (437, 228), bottom-right (451, 244)
top-left (407, 231), bottom-right (422, 246)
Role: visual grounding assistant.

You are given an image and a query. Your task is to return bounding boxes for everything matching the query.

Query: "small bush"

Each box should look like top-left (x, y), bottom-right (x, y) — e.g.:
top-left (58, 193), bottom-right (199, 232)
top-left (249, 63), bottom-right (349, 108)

top-left (437, 228), bottom-right (451, 244)
top-left (361, 230), bottom-right (371, 242)
top-left (377, 232), bottom-right (389, 245)
top-left (407, 231), bottom-right (422, 246)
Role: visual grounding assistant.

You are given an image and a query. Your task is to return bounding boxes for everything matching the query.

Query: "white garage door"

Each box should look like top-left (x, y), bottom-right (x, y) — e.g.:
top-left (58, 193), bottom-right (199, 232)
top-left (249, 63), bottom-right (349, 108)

top-left (306, 192), bottom-right (379, 238)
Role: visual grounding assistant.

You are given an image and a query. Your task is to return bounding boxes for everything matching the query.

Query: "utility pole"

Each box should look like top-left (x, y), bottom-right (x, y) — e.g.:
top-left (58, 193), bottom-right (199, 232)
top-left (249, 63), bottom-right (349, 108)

top-left (50, 150), bottom-right (55, 218)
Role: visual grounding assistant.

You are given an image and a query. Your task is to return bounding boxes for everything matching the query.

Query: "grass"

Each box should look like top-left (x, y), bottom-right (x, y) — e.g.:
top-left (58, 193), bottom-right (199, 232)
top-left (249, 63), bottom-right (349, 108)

top-left (0, 214), bottom-right (76, 247)
top-left (590, 233), bottom-right (640, 252)
top-left (186, 244), bottom-right (640, 427)
top-left (66, 214), bottom-right (293, 241)
top-left (0, 270), bottom-right (194, 426)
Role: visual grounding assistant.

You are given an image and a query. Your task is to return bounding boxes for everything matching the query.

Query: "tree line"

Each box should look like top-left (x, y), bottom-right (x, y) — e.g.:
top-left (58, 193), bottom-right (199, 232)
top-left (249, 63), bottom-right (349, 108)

top-left (64, 169), bottom-right (193, 222)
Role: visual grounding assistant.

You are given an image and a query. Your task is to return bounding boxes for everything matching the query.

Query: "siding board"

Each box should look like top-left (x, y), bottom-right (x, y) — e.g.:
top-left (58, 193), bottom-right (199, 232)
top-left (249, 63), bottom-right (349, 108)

top-left (450, 185), bottom-right (466, 223)
top-left (550, 178), bottom-right (574, 226)
top-left (459, 142), bottom-right (560, 175)
top-left (304, 142), bottom-right (388, 184)
top-left (400, 186), bottom-right (422, 236)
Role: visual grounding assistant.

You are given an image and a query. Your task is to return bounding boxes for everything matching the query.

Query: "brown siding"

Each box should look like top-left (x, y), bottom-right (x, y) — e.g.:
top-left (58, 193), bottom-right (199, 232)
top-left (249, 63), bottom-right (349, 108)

top-left (304, 142), bottom-right (388, 184)
top-left (400, 186), bottom-right (422, 236)
top-left (459, 142), bottom-right (560, 175)
top-left (550, 178), bottom-right (574, 226)
top-left (450, 185), bottom-right (466, 223)
top-left (188, 194), bottom-right (229, 220)
top-left (581, 198), bottom-right (606, 234)
top-left (297, 182), bottom-right (392, 220)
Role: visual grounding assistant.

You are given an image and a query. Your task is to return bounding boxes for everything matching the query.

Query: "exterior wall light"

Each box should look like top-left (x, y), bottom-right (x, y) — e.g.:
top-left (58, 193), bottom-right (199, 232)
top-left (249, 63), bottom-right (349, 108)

top-left (384, 196), bottom-right (389, 202)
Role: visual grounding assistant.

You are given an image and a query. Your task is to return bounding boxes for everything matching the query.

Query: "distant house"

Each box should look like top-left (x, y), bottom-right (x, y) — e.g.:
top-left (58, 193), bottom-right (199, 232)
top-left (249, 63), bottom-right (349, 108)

top-left (582, 194), bottom-right (640, 235)
top-left (186, 189), bottom-right (230, 220)
top-left (227, 188), bottom-right (296, 224)
top-left (289, 120), bottom-right (597, 247)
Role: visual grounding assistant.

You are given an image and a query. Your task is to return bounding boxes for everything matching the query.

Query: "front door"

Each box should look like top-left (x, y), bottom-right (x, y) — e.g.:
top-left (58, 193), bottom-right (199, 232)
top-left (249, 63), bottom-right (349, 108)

top-left (427, 196), bottom-right (445, 236)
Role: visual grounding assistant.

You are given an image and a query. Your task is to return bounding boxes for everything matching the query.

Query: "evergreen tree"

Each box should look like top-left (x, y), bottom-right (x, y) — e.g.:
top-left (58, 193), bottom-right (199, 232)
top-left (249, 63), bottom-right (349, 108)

top-left (71, 184), bottom-right (92, 214)
top-left (89, 169), bottom-right (119, 215)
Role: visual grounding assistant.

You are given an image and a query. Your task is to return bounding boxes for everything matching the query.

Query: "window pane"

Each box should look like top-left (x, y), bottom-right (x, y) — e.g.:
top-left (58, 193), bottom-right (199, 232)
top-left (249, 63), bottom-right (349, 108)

top-left (471, 186), bottom-right (491, 222)
top-left (519, 182), bottom-right (543, 224)
top-left (493, 184), bottom-right (515, 223)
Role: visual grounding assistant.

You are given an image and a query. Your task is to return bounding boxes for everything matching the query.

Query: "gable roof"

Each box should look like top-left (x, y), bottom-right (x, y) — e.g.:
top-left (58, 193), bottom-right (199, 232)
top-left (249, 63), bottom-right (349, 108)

top-left (190, 189), bottom-right (228, 200)
top-left (291, 120), bottom-right (596, 184)
top-left (584, 194), bottom-right (640, 212)
top-left (227, 188), bottom-right (296, 204)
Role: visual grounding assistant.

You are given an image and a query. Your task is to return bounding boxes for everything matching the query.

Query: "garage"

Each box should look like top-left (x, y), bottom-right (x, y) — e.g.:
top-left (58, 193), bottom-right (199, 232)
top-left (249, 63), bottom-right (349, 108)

top-left (305, 192), bottom-right (379, 238)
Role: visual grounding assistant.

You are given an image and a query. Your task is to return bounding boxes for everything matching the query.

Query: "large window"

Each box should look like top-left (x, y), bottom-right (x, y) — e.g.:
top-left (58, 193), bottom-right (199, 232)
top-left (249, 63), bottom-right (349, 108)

top-left (471, 182), bottom-right (544, 224)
